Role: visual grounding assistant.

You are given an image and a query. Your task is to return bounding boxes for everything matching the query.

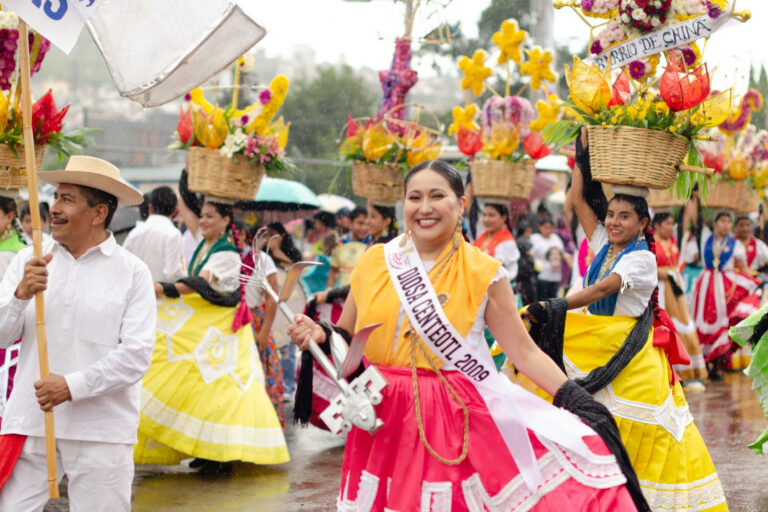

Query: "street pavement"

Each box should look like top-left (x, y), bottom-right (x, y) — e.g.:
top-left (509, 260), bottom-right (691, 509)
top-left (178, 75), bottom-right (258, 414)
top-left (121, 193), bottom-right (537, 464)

top-left (42, 372), bottom-right (768, 511)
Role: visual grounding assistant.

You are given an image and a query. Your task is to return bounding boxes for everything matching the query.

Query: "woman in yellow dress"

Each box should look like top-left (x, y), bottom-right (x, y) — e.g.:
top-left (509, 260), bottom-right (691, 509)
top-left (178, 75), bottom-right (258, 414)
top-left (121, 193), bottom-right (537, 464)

top-left (524, 133), bottom-right (726, 511)
top-left (134, 199), bottom-right (289, 471)
top-left (289, 161), bottom-right (643, 511)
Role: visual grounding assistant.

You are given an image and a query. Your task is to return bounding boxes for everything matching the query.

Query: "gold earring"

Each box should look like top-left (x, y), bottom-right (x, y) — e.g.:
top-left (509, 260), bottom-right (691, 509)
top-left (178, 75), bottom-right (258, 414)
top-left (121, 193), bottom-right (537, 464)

top-left (453, 221), bottom-right (462, 249)
top-left (399, 229), bottom-right (410, 247)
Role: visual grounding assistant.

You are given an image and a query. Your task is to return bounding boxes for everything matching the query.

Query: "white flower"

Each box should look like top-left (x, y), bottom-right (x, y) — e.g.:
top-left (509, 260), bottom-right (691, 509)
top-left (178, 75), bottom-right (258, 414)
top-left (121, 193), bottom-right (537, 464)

top-left (632, 7), bottom-right (646, 20)
top-left (232, 128), bottom-right (247, 146)
top-left (621, 12), bottom-right (631, 23)
top-left (220, 131), bottom-right (246, 158)
top-left (238, 53), bottom-right (255, 73)
top-left (651, 16), bottom-right (661, 27)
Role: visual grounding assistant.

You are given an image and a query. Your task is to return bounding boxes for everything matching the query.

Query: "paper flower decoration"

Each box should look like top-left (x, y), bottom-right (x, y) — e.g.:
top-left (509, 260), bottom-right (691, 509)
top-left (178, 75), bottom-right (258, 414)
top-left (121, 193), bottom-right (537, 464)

top-left (523, 131), bottom-right (552, 159)
top-left (31, 90), bottom-right (70, 143)
top-left (698, 90), bottom-right (732, 129)
top-left (458, 50), bottom-right (492, 96)
top-left (176, 106), bottom-right (194, 144)
top-left (483, 123), bottom-right (520, 159)
top-left (565, 57), bottom-right (611, 115)
top-left (406, 132), bottom-right (442, 167)
top-left (609, 71), bottom-right (630, 107)
top-left (529, 94), bottom-right (562, 132)
top-left (659, 52), bottom-right (710, 112)
top-left (457, 126), bottom-right (483, 156)
top-left (520, 46), bottom-right (555, 91)
top-left (448, 104), bottom-right (479, 136)
top-left (492, 19), bottom-right (527, 65)
top-left (362, 123), bottom-right (396, 162)
top-left (719, 89), bottom-right (763, 134)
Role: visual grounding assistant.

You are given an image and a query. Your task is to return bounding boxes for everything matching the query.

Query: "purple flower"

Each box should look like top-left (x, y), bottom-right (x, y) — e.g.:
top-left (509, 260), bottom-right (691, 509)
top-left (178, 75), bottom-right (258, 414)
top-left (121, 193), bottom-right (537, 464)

top-left (3, 51), bottom-right (13, 59)
top-left (240, 115), bottom-right (249, 125)
top-left (4, 39), bottom-right (17, 51)
top-left (581, 0), bottom-right (595, 10)
top-left (681, 48), bottom-right (696, 66)
top-left (184, 92), bottom-right (191, 102)
top-left (8, 30), bottom-right (18, 40)
top-left (628, 60), bottom-right (646, 80)
top-left (590, 39), bottom-right (603, 55)
top-left (259, 89), bottom-right (272, 105)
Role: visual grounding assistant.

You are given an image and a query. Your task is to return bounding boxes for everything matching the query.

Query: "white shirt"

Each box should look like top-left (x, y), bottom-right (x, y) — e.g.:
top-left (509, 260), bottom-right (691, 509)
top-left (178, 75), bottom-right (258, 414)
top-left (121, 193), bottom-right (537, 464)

top-left (530, 233), bottom-right (564, 282)
top-left (587, 224), bottom-right (658, 318)
top-left (0, 234), bottom-right (156, 444)
top-left (493, 239), bottom-right (520, 280)
top-left (123, 214), bottom-right (186, 282)
top-left (181, 228), bottom-right (198, 269)
top-left (21, 231), bottom-right (52, 247)
top-left (740, 237), bottom-right (768, 271)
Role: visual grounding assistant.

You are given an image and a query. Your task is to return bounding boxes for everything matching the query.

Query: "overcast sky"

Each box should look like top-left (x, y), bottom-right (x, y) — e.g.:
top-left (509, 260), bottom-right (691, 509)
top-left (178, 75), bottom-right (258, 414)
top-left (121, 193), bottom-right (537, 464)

top-left (252, 0), bottom-right (768, 92)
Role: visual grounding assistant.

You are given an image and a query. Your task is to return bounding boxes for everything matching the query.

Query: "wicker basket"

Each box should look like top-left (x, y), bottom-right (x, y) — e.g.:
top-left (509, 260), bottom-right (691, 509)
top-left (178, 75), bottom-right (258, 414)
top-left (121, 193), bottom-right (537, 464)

top-left (0, 145), bottom-right (46, 189)
top-left (704, 179), bottom-right (759, 213)
top-left (586, 125), bottom-right (690, 189)
top-left (645, 186), bottom-right (685, 208)
top-left (470, 159), bottom-right (536, 202)
top-left (187, 146), bottom-right (265, 201)
top-left (351, 161), bottom-right (404, 205)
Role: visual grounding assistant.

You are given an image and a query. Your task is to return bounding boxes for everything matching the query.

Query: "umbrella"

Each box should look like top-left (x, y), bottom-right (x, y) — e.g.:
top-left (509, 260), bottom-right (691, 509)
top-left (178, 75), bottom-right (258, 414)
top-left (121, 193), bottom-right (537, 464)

top-left (318, 193), bottom-right (356, 213)
top-left (236, 177), bottom-right (321, 224)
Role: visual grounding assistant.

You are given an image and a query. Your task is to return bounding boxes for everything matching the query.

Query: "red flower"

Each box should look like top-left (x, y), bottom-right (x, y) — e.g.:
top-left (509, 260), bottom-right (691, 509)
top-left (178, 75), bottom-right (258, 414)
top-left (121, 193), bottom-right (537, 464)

top-left (31, 89), bottom-right (69, 143)
top-left (177, 106), bottom-right (193, 144)
top-left (523, 131), bottom-right (551, 159)
top-left (609, 71), bottom-right (631, 107)
top-left (346, 115), bottom-right (359, 138)
top-left (457, 126), bottom-right (482, 156)
top-left (659, 51), bottom-right (709, 112)
top-left (701, 150), bottom-right (724, 174)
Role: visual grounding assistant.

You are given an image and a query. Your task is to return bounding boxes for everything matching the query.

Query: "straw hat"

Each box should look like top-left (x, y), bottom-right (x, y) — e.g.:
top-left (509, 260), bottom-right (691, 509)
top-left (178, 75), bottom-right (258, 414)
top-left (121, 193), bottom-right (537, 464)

top-left (39, 156), bottom-right (143, 206)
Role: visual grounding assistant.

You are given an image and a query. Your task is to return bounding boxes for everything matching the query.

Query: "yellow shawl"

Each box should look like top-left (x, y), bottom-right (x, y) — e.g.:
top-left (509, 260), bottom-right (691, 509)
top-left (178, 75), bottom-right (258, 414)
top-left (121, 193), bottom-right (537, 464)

top-left (350, 239), bottom-right (500, 369)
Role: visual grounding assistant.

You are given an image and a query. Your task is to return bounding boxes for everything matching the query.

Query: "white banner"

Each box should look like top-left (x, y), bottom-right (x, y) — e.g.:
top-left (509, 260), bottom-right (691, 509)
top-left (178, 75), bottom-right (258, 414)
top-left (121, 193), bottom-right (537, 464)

top-left (587, 7), bottom-right (735, 70)
top-left (2, 0), bottom-right (103, 54)
top-left (384, 234), bottom-right (599, 492)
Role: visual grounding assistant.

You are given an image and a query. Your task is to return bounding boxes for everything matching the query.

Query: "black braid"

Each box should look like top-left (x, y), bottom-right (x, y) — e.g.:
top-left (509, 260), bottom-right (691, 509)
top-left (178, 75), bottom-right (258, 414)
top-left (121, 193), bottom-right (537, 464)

top-left (644, 224), bottom-right (662, 323)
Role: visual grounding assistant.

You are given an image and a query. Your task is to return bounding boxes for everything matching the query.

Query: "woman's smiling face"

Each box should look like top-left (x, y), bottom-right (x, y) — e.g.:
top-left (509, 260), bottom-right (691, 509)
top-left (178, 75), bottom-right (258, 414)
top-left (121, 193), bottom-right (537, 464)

top-left (404, 169), bottom-right (464, 247)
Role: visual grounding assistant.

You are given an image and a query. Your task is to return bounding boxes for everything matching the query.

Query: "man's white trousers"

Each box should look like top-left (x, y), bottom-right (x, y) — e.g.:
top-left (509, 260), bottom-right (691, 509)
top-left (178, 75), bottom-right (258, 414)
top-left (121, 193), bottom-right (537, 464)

top-left (0, 436), bottom-right (133, 512)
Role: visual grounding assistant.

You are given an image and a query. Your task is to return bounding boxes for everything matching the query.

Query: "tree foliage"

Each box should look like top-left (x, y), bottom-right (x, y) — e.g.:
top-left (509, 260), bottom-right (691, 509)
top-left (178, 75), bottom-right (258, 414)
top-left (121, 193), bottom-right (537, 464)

top-left (281, 65), bottom-right (378, 159)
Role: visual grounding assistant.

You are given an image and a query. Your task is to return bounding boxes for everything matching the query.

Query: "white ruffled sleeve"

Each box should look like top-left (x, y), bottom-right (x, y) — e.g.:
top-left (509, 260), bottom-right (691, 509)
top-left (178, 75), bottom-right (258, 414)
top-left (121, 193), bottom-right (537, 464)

top-left (201, 251), bottom-right (242, 293)
top-left (588, 224), bottom-right (609, 255)
top-left (494, 239), bottom-right (520, 279)
top-left (610, 250), bottom-right (658, 316)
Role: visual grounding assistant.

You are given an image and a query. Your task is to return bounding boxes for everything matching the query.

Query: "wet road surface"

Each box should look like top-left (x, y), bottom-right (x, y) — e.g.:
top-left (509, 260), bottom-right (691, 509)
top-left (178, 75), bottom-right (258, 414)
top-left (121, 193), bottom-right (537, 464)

top-left (42, 372), bottom-right (768, 511)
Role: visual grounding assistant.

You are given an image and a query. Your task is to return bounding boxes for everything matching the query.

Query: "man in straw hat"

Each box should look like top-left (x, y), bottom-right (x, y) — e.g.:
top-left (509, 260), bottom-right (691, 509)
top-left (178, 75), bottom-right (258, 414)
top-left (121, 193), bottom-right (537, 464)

top-left (0, 156), bottom-right (156, 511)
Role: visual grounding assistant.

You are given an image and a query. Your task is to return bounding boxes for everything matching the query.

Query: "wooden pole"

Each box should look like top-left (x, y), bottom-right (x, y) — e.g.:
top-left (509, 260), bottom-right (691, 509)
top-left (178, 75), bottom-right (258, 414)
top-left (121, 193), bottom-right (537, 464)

top-left (18, 20), bottom-right (59, 500)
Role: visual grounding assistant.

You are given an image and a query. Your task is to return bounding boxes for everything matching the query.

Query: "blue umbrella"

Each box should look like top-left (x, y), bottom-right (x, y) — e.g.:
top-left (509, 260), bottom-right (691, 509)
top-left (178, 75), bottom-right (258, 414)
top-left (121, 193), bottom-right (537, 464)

top-left (236, 177), bottom-right (321, 223)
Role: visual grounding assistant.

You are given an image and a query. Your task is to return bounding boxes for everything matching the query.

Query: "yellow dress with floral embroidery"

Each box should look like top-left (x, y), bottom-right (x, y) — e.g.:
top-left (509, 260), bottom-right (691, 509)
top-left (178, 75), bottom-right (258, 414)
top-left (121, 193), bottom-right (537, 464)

top-left (134, 294), bottom-right (289, 465)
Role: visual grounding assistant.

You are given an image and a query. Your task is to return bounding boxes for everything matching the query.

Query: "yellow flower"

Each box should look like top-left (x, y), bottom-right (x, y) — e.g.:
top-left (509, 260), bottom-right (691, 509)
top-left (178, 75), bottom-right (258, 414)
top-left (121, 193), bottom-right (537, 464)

top-left (189, 87), bottom-right (215, 115)
top-left (564, 56), bottom-right (610, 115)
top-left (529, 94), bottom-right (562, 132)
top-left (729, 158), bottom-right (748, 180)
top-left (627, 106), bottom-right (638, 119)
top-left (482, 124), bottom-right (520, 159)
top-left (270, 116), bottom-right (291, 149)
top-left (192, 108), bottom-right (228, 149)
top-left (669, 125), bottom-right (677, 133)
top-left (491, 19), bottom-right (527, 65)
top-left (610, 115), bottom-right (618, 124)
top-left (362, 123), bottom-right (396, 161)
top-left (458, 50), bottom-right (492, 96)
top-left (248, 75), bottom-right (290, 135)
top-left (448, 104), bottom-right (479, 136)
top-left (407, 143), bottom-right (442, 167)
top-left (653, 101), bottom-right (669, 116)
top-left (520, 46), bottom-right (556, 91)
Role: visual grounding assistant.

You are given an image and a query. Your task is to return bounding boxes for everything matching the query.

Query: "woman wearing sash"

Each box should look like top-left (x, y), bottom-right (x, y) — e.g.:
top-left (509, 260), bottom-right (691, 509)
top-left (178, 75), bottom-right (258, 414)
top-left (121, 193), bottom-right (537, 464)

top-left (524, 133), bottom-right (726, 511)
top-left (290, 160), bottom-right (642, 511)
top-left (691, 212), bottom-right (760, 380)
top-left (653, 212), bottom-right (708, 390)
top-left (134, 199), bottom-right (289, 471)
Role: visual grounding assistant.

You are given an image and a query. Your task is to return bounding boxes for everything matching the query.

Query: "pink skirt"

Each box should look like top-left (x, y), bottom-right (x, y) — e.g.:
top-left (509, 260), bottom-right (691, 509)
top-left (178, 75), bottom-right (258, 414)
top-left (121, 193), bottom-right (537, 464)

top-left (338, 366), bottom-right (636, 512)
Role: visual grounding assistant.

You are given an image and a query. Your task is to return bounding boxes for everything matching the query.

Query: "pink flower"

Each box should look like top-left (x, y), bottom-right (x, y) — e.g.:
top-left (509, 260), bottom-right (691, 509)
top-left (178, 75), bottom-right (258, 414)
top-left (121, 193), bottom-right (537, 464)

top-left (681, 48), bottom-right (696, 66)
top-left (628, 60), bottom-right (646, 79)
top-left (259, 89), bottom-right (272, 105)
top-left (590, 40), bottom-right (603, 55)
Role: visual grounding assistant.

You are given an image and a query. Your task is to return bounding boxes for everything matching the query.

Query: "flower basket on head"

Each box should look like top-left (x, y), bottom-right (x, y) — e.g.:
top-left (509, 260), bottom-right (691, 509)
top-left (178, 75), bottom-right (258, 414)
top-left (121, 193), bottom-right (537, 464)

top-left (341, 104), bottom-right (442, 205)
top-left (704, 178), bottom-right (758, 213)
top-left (171, 69), bottom-right (293, 201)
top-left (186, 146), bottom-right (265, 200)
top-left (586, 125), bottom-right (690, 189)
top-left (0, 145), bottom-right (45, 189)
top-left (470, 159), bottom-right (536, 202)
top-left (351, 161), bottom-right (403, 206)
